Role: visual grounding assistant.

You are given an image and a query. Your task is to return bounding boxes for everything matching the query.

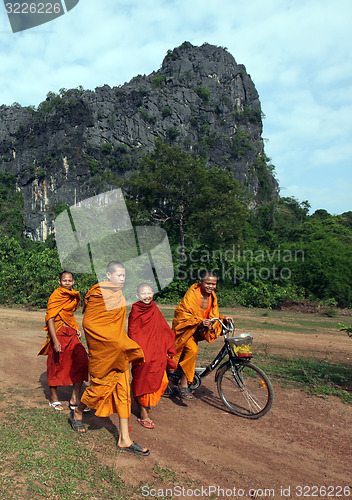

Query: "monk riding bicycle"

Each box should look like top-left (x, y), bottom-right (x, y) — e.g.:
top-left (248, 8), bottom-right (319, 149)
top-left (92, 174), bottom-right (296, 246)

top-left (171, 271), bottom-right (233, 401)
top-left (169, 317), bottom-right (274, 419)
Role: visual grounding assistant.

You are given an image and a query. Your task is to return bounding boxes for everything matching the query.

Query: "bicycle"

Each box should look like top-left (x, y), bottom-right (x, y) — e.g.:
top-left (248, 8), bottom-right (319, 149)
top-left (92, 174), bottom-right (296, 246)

top-left (168, 318), bottom-right (274, 419)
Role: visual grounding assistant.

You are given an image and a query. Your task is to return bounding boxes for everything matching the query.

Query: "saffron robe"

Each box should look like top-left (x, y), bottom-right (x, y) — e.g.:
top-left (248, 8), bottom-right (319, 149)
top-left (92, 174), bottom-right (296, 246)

top-left (38, 286), bottom-right (88, 386)
top-left (81, 281), bottom-right (144, 418)
top-left (172, 283), bottom-right (224, 383)
top-left (128, 301), bottom-right (177, 405)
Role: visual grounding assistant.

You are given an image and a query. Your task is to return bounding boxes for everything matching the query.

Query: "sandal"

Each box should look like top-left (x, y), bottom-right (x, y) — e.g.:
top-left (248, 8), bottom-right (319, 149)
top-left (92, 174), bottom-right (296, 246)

top-left (69, 409), bottom-right (86, 433)
top-left (117, 441), bottom-right (150, 456)
top-left (178, 385), bottom-right (194, 400)
top-left (137, 418), bottom-right (155, 429)
top-left (69, 403), bottom-right (91, 412)
top-left (49, 401), bottom-right (63, 411)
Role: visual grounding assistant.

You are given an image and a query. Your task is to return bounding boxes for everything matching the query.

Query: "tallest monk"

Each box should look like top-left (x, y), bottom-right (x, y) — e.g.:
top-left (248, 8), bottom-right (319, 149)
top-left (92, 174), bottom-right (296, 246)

top-left (172, 270), bottom-right (233, 400)
top-left (70, 261), bottom-right (150, 456)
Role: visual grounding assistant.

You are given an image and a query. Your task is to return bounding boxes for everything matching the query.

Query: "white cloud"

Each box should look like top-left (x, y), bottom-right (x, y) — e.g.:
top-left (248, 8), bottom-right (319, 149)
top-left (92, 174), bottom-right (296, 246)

top-left (0, 0), bottom-right (351, 214)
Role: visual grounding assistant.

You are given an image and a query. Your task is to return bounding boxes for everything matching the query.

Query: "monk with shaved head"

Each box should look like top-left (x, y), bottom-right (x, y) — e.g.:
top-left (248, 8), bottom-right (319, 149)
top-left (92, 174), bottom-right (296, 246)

top-left (39, 271), bottom-right (88, 411)
top-left (172, 270), bottom-right (233, 400)
top-left (70, 261), bottom-right (150, 456)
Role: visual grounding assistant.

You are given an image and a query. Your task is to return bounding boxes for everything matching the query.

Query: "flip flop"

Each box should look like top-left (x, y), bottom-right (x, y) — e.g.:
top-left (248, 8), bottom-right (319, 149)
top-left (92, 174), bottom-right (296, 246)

top-left (117, 441), bottom-right (150, 456)
top-left (49, 401), bottom-right (63, 411)
top-left (137, 418), bottom-right (155, 429)
top-left (69, 409), bottom-right (86, 433)
top-left (69, 404), bottom-right (91, 412)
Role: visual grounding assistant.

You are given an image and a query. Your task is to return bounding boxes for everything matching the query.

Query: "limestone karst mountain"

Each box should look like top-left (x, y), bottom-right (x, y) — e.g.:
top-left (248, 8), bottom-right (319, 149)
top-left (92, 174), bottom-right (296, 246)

top-left (0, 42), bottom-right (278, 240)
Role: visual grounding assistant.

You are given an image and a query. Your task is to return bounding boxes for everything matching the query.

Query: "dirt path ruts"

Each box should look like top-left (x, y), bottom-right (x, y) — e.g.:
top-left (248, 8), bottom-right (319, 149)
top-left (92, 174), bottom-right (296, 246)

top-left (0, 306), bottom-right (350, 499)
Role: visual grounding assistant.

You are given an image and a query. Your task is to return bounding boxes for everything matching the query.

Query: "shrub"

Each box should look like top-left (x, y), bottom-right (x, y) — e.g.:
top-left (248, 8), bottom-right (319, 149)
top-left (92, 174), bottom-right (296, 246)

top-left (161, 106), bottom-right (172, 118)
top-left (195, 86), bottom-right (210, 103)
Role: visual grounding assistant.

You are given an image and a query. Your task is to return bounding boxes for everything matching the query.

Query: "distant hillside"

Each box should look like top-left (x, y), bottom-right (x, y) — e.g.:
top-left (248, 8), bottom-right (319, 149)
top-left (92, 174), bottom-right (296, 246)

top-left (0, 41), bottom-right (278, 241)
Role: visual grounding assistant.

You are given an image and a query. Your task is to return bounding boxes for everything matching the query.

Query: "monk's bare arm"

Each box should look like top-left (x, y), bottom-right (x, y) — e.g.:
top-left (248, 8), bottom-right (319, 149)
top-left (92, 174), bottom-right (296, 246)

top-left (47, 317), bottom-right (61, 352)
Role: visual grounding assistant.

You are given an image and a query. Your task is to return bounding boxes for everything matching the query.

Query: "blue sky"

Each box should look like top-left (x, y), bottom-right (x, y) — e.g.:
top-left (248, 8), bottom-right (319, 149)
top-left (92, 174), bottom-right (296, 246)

top-left (1, 0), bottom-right (351, 215)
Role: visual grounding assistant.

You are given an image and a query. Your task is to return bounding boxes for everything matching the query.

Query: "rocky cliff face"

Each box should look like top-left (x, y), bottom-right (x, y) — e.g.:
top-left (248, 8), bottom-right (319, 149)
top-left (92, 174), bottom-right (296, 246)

top-left (0, 42), bottom-right (277, 241)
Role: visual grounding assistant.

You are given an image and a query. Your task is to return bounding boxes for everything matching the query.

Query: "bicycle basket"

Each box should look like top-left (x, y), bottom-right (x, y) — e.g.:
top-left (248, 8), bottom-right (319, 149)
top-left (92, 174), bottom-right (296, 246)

top-left (227, 333), bottom-right (253, 358)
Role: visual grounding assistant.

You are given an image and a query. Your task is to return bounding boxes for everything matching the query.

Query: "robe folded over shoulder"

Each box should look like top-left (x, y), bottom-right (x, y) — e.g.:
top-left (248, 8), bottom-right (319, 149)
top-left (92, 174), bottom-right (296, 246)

top-left (128, 301), bottom-right (177, 398)
top-left (38, 286), bottom-right (81, 355)
top-left (172, 283), bottom-right (224, 353)
top-left (38, 286), bottom-right (88, 386)
top-left (81, 281), bottom-right (144, 418)
top-left (82, 282), bottom-right (144, 378)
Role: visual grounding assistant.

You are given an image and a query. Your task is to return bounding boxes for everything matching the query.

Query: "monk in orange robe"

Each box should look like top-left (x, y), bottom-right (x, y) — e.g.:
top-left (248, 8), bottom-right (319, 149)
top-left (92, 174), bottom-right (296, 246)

top-left (172, 271), bottom-right (233, 400)
top-left (38, 271), bottom-right (88, 411)
top-left (70, 261), bottom-right (150, 456)
top-left (128, 283), bottom-right (177, 429)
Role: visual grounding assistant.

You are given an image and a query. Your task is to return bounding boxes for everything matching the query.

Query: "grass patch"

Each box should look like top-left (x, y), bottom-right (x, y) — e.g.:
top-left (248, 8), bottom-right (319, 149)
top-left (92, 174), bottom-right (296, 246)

top-left (195, 331), bottom-right (351, 404)
top-left (152, 462), bottom-right (178, 483)
top-left (235, 318), bottom-right (322, 334)
top-left (0, 397), bottom-right (130, 500)
top-left (255, 355), bottom-right (352, 403)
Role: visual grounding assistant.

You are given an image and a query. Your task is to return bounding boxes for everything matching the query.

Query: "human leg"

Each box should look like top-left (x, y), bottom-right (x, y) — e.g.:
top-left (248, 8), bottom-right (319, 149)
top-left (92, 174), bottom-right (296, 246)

top-left (139, 403), bottom-right (150, 421)
top-left (117, 418), bottom-right (150, 455)
top-left (70, 401), bottom-right (87, 433)
top-left (73, 401), bottom-right (87, 421)
top-left (177, 337), bottom-right (199, 400)
top-left (136, 403), bottom-right (155, 429)
top-left (49, 385), bottom-right (58, 402)
top-left (48, 386), bottom-right (63, 410)
top-left (178, 336), bottom-right (198, 386)
top-left (69, 381), bottom-right (83, 406)
top-left (115, 373), bottom-right (150, 452)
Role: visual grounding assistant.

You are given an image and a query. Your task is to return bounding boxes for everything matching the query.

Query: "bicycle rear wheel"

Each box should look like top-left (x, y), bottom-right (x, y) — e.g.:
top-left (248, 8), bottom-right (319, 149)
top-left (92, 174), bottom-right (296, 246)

top-left (217, 361), bottom-right (273, 419)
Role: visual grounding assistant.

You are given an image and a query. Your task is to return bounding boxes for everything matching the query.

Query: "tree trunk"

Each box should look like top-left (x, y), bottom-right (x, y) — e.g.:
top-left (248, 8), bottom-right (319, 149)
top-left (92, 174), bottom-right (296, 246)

top-left (179, 206), bottom-right (186, 261)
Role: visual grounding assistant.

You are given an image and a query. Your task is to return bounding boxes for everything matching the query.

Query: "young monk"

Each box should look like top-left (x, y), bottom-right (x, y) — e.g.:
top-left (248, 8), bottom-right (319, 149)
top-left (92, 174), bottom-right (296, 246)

top-left (70, 261), bottom-right (150, 456)
top-left (172, 270), bottom-right (233, 400)
top-left (38, 271), bottom-right (88, 411)
top-left (128, 283), bottom-right (177, 429)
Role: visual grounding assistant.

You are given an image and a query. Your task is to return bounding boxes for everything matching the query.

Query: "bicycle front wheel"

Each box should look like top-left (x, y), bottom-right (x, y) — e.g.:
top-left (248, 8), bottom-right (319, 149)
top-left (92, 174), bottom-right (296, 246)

top-left (217, 361), bottom-right (273, 419)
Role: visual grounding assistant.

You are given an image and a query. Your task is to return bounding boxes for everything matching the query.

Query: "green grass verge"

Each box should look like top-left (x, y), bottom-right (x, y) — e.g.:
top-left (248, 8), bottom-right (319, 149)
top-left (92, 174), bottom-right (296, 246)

top-left (0, 396), bottom-right (129, 500)
top-left (196, 338), bottom-right (352, 404)
top-left (235, 319), bottom-right (320, 334)
top-left (255, 354), bottom-right (352, 403)
top-left (0, 393), bottom-right (190, 500)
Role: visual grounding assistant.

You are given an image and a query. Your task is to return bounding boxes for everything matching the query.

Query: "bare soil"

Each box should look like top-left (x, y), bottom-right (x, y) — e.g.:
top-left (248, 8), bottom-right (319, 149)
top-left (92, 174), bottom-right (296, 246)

top-left (0, 306), bottom-right (351, 499)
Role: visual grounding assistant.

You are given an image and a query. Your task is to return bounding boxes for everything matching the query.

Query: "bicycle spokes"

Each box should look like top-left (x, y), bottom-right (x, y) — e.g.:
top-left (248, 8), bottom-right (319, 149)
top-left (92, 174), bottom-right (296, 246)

top-left (217, 362), bottom-right (273, 419)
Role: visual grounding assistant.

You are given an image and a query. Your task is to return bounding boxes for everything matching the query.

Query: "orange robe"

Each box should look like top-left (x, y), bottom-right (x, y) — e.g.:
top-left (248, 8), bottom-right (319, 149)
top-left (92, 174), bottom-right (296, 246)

top-left (38, 286), bottom-right (88, 387)
top-left (81, 281), bottom-right (144, 418)
top-left (172, 283), bottom-right (224, 383)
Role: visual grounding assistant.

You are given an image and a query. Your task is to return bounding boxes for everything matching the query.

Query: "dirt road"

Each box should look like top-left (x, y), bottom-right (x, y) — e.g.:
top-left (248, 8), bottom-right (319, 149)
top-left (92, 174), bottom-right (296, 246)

top-left (0, 306), bottom-right (351, 499)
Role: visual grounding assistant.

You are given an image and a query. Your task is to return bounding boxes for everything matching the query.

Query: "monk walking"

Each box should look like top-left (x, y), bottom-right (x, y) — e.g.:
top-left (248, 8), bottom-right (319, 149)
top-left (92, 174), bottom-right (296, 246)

top-left (70, 261), bottom-right (150, 456)
top-left (172, 270), bottom-right (233, 400)
top-left (128, 283), bottom-right (177, 429)
top-left (39, 271), bottom-right (88, 411)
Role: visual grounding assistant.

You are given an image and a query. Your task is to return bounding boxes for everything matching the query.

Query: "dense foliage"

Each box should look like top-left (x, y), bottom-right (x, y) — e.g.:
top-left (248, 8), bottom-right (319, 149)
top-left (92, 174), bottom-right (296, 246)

top-left (0, 141), bottom-right (351, 309)
top-left (0, 173), bottom-right (24, 239)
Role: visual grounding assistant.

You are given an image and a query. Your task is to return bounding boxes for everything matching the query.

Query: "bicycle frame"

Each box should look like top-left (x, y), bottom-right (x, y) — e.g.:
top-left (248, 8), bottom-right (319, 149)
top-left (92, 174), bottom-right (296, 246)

top-left (172, 317), bottom-right (273, 418)
top-left (195, 342), bottom-right (228, 379)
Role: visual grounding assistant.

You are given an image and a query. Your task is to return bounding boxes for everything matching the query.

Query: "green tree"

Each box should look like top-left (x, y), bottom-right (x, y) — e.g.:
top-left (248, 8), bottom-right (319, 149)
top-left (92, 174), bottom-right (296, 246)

top-left (0, 173), bottom-right (25, 239)
top-left (289, 215), bottom-right (352, 306)
top-left (122, 139), bottom-right (248, 258)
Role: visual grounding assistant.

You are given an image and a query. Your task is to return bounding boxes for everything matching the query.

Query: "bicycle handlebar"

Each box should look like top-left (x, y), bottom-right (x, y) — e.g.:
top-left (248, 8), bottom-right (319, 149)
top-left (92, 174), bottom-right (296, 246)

top-left (210, 317), bottom-right (235, 335)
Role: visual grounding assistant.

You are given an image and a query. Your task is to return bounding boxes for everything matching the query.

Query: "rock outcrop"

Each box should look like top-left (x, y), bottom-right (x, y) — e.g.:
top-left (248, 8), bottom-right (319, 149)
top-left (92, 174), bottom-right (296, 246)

top-left (0, 42), bottom-right (278, 240)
